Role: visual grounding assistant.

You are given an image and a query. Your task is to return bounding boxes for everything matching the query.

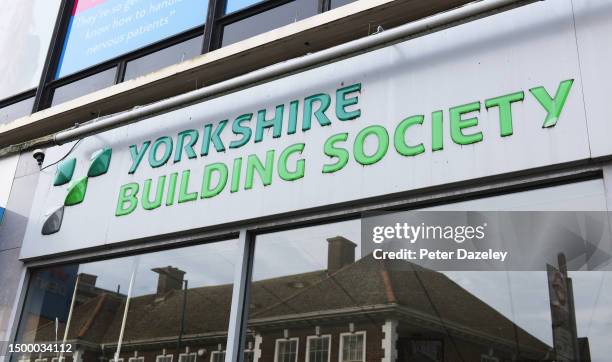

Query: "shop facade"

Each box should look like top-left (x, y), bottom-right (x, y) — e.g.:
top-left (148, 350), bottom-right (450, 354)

top-left (1, 1), bottom-right (612, 362)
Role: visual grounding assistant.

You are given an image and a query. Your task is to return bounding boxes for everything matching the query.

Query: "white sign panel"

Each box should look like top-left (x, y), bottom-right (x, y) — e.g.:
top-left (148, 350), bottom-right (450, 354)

top-left (21, 0), bottom-right (597, 258)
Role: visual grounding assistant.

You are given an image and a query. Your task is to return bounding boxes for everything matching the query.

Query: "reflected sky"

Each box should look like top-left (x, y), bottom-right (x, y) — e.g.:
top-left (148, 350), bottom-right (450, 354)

top-left (79, 239), bottom-right (239, 297)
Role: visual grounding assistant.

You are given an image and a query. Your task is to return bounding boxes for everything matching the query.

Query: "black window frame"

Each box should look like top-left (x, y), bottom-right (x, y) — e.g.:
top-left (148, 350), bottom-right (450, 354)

top-left (0, 0), bottom-right (336, 121)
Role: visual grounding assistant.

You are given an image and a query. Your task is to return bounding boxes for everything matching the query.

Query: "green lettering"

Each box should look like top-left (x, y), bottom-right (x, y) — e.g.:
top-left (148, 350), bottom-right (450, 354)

top-left (287, 100), bottom-right (299, 135)
top-left (336, 83), bottom-right (361, 121)
top-left (149, 136), bottom-right (173, 168)
top-left (255, 105), bottom-right (283, 143)
top-left (354, 125), bottom-right (389, 165)
top-left (432, 110), bottom-right (444, 151)
top-left (166, 172), bottom-right (178, 206)
top-left (450, 101), bottom-right (482, 145)
top-left (229, 114), bottom-right (252, 149)
top-left (323, 133), bottom-right (349, 173)
top-left (245, 150), bottom-right (275, 190)
top-left (116, 183), bottom-right (139, 216)
top-left (178, 169), bottom-right (198, 203)
top-left (485, 91), bottom-right (524, 137)
top-left (129, 141), bottom-right (150, 174)
top-left (530, 79), bottom-right (574, 128)
top-left (278, 143), bottom-right (305, 181)
top-left (302, 93), bottom-right (331, 131)
top-left (394, 115), bottom-right (425, 157)
top-left (201, 120), bottom-right (228, 156)
top-left (174, 129), bottom-right (199, 163)
top-left (201, 163), bottom-right (228, 199)
top-left (142, 176), bottom-right (166, 210)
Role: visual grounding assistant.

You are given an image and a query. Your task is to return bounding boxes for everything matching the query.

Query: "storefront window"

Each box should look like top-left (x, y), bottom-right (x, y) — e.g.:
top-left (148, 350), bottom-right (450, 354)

top-left (245, 179), bottom-right (611, 362)
top-left (221, 0), bottom-right (318, 46)
top-left (0, 97), bottom-right (34, 125)
top-left (224, 0), bottom-right (264, 14)
top-left (51, 68), bottom-right (118, 106)
top-left (13, 239), bottom-right (239, 362)
top-left (0, 1), bottom-right (61, 101)
top-left (56, 0), bottom-right (208, 78)
top-left (124, 35), bottom-right (204, 81)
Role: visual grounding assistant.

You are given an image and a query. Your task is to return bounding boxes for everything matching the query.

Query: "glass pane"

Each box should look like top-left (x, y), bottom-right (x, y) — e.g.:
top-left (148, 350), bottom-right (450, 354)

top-left (57, 0), bottom-right (208, 78)
top-left (330, 0), bottom-right (356, 9)
top-left (51, 68), bottom-right (117, 107)
top-left (0, 1), bottom-right (61, 99)
top-left (13, 240), bottom-right (239, 362)
top-left (246, 180), bottom-right (611, 362)
top-left (121, 240), bottom-right (239, 362)
top-left (0, 97), bottom-right (34, 125)
top-left (124, 35), bottom-right (204, 80)
top-left (225, 0), bottom-right (264, 15)
top-left (221, 0), bottom-right (318, 46)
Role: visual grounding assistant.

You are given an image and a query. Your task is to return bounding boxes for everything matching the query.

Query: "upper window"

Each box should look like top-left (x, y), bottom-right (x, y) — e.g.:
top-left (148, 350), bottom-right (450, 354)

top-left (225, 0), bottom-right (264, 14)
top-left (155, 355), bottom-right (172, 362)
top-left (178, 352), bottom-right (197, 362)
top-left (209, 351), bottom-right (225, 362)
top-left (56, 0), bottom-right (208, 78)
top-left (306, 335), bottom-right (331, 362)
top-left (340, 332), bottom-right (365, 362)
top-left (128, 357), bottom-right (144, 362)
top-left (275, 338), bottom-right (298, 362)
top-left (0, 1), bottom-right (61, 100)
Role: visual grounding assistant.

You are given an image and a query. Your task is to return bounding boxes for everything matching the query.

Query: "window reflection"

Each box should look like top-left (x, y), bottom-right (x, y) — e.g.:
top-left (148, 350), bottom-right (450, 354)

top-left (246, 181), bottom-right (611, 362)
top-left (14, 240), bottom-right (239, 362)
top-left (221, 0), bottom-right (318, 46)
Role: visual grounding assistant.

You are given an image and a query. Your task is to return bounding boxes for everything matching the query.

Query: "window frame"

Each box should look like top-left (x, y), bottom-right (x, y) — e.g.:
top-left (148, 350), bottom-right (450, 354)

top-left (128, 357), bottom-right (144, 362)
top-left (155, 355), bottom-right (173, 362)
top-left (178, 352), bottom-right (197, 362)
top-left (274, 337), bottom-right (300, 362)
top-left (338, 332), bottom-right (366, 362)
top-left (209, 351), bottom-right (225, 362)
top-left (21, 0), bottom-right (331, 112)
top-left (305, 334), bottom-right (332, 362)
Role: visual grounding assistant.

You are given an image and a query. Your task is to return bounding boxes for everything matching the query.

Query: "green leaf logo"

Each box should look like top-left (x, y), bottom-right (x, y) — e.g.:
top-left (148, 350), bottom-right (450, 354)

top-left (88, 147), bottom-right (112, 177)
top-left (53, 158), bottom-right (76, 186)
top-left (65, 177), bottom-right (88, 206)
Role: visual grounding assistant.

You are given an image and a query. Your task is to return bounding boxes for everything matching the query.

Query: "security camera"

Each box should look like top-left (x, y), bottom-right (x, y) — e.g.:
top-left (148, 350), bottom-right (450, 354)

top-left (33, 149), bottom-right (45, 166)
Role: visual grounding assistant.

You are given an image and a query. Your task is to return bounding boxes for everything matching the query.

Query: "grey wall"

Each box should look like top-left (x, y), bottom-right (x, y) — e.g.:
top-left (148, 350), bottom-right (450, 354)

top-left (0, 151), bottom-right (40, 352)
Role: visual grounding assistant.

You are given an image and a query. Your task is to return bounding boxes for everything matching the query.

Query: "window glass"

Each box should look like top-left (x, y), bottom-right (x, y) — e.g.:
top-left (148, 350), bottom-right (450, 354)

top-left (0, 1), bottom-right (61, 100)
top-left (224, 0), bottom-right (264, 14)
top-left (57, 0), bottom-right (208, 78)
top-left (330, 0), bottom-right (356, 9)
top-left (246, 180), bottom-right (611, 362)
top-left (275, 339), bottom-right (297, 362)
top-left (51, 67), bottom-right (117, 106)
top-left (13, 239), bottom-right (239, 362)
top-left (221, 0), bottom-right (318, 46)
top-left (124, 35), bottom-right (204, 81)
top-left (340, 333), bottom-right (364, 362)
top-left (307, 336), bottom-right (330, 362)
top-left (0, 97), bottom-right (34, 125)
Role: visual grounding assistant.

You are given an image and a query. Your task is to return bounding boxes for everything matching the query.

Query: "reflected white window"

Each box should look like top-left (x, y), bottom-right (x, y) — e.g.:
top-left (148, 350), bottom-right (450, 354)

top-left (178, 353), bottom-right (196, 362)
top-left (275, 338), bottom-right (298, 362)
top-left (110, 359), bottom-right (124, 362)
top-left (339, 332), bottom-right (365, 362)
top-left (0, 1), bottom-right (61, 100)
top-left (306, 335), bottom-right (331, 362)
top-left (155, 355), bottom-right (172, 362)
top-left (51, 357), bottom-right (66, 362)
top-left (128, 357), bottom-right (144, 362)
top-left (34, 359), bottom-right (47, 362)
top-left (209, 351), bottom-right (224, 362)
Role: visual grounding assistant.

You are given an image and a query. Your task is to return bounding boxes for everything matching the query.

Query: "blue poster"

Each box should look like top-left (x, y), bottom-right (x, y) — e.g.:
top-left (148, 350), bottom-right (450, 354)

top-left (57, 0), bottom-right (207, 78)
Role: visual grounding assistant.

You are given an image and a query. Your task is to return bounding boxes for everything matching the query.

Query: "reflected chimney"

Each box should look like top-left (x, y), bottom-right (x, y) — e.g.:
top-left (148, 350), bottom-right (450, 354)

top-left (327, 236), bottom-right (356, 274)
top-left (152, 266), bottom-right (186, 295)
top-left (79, 273), bottom-right (98, 287)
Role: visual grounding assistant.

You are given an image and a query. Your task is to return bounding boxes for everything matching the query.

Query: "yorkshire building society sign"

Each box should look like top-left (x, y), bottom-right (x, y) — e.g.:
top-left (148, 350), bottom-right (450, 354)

top-left (20, 1), bottom-right (605, 258)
